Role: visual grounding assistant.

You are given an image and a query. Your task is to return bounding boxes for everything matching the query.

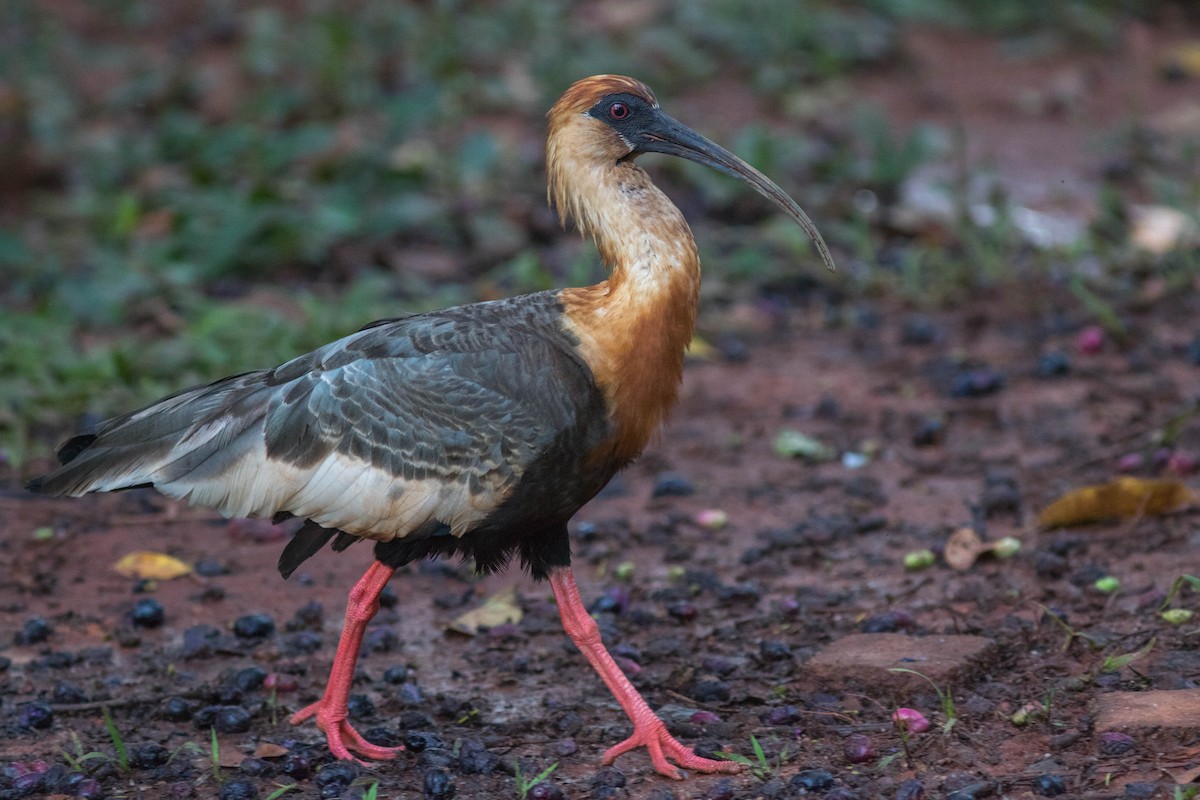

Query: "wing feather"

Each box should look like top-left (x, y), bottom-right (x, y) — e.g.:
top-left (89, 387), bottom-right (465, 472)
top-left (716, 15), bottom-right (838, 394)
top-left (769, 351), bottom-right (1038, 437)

top-left (31, 293), bottom-right (601, 542)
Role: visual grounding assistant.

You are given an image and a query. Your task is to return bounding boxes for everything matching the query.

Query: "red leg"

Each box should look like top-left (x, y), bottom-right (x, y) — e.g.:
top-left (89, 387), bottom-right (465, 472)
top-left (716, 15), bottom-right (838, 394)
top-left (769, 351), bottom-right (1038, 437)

top-left (549, 568), bottom-right (743, 780)
top-left (291, 560), bottom-right (405, 763)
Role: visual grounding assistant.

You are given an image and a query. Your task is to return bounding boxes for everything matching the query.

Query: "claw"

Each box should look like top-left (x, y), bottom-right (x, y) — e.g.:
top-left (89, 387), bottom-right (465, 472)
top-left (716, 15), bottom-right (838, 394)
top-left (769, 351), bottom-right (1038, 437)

top-left (601, 716), bottom-right (744, 780)
top-left (291, 700), bottom-right (404, 763)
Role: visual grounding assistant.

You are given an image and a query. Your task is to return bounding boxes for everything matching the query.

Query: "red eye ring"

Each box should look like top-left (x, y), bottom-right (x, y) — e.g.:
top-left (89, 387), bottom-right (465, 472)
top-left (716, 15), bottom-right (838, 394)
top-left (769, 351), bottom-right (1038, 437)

top-left (609, 102), bottom-right (629, 120)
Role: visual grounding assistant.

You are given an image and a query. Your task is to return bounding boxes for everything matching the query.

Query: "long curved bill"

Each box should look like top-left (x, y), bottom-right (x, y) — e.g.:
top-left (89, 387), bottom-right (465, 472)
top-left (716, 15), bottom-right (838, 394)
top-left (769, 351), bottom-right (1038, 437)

top-left (635, 112), bottom-right (836, 272)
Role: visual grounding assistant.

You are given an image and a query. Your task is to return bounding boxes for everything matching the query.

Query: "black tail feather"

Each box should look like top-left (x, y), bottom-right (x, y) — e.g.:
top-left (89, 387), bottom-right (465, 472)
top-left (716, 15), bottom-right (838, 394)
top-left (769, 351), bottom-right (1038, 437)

top-left (277, 520), bottom-right (337, 579)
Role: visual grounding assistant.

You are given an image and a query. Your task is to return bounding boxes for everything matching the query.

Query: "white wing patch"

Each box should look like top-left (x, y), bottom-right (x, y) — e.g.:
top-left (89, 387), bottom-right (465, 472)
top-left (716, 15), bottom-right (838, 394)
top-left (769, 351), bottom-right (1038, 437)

top-left (153, 441), bottom-right (509, 542)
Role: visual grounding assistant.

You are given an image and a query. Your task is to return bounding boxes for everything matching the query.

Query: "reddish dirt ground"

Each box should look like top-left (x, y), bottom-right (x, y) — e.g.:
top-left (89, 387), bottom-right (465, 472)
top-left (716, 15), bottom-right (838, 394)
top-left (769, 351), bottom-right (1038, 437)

top-left (4, 18), bottom-right (1200, 800)
top-left (2, 282), bottom-right (1199, 799)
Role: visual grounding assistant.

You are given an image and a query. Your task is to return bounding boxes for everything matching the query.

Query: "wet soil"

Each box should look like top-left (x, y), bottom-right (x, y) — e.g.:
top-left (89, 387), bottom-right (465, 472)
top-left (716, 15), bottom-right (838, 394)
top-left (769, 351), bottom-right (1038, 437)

top-left (2, 281), bottom-right (1199, 799)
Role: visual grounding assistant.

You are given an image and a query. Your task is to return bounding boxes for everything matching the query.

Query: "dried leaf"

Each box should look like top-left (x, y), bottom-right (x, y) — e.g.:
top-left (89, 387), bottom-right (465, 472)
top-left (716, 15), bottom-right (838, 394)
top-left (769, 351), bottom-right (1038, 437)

top-left (253, 742), bottom-right (289, 759)
top-left (447, 588), bottom-right (522, 635)
top-left (1038, 477), bottom-right (1194, 528)
top-left (217, 745), bottom-right (245, 768)
top-left (944, 527), bottom-right (983, 571)
top-left (113, 551), bottom-right (192, 580)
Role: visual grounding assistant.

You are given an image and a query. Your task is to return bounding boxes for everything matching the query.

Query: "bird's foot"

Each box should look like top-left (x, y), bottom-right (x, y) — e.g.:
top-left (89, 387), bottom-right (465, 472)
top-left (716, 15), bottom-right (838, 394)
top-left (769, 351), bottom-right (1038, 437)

top-left (602, 717), bottom-right (745, 780)
top-left (290, 701), bottom-right (404, 764)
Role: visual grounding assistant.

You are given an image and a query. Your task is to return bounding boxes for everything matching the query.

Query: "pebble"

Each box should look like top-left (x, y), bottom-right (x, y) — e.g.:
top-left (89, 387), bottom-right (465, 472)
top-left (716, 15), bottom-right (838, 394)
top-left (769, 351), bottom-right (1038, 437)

top-left (759, 639), bottom-right (792, 661)
top-left (131, 742), bottom-right (170, 769)
top-left (1035, 351), bottom-right (1071, 377)
top-left (1032, 774), bottom-right (1067, 797)
top-left (761, 705), bottom-right (801, 726)
top-left (1098, 731), bottom-right (1135, 755)
top-left (949, 368), bottom-right (1005, 398)
top-left (194, 558), bottom-right (229, 577)
top-left (131, 598), bottom-right (166, 628)
top-left (280, 752), bottom-right (312, 779)
top-left (1123, 782), bottom-right (1160, 799)
top-left (15, 617), bottom-right (53, 645)
top-left (194, 704), bottom-right (251, 733)
top-left (691, 679), bottom-right (731, 703)
top-left (52, 680), bottom-right (87, 704)
top-left (281, 631), bottom-right (323, 655)
top-left (405, 731), bottom-right (445, 752)
top-left (652, 473), bottom-right (695, 498)
top-left (862, 610), bottom-right (917, 633)
top-left (791, 768), bottom-right (835, 790)
top-left (423, 768), bottom-right (455, 799)
top-left (217, 780), bottom-right (258, 800)
top-left (232, 613), bottom-right (276, 640)
top-left (912, 417), bottom-right (944, 447)
top-left (347, 693), bottom-right (376, 719)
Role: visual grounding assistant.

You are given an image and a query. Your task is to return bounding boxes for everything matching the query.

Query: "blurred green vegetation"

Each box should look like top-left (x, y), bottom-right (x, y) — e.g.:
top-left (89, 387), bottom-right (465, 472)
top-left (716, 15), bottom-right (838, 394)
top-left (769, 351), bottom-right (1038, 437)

top-left (1, 0), bottom-right (1197, 465)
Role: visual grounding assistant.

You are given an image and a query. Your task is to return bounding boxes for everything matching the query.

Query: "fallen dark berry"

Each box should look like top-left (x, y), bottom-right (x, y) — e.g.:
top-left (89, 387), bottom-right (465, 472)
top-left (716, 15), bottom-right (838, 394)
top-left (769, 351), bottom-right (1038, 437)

top-left (761, 705), bottom-right (801, 726)
top-left (17, 702), bottom-right (53, 729)
top-left (363, 726), bottom-right (401, 747)
top-left (315, 761), bottom-right (358, 789)
top-left (195, 705), bottom-right (250, 734)
top-left (194, 558), bottom-right (228, 577)
top-left (703, 778), bottom-right (735, 800)
top-left (52, 680), bottom-right (87, 704)
top-left (161, 697), bottom-right (194, 722)
top-left (527, 782), bottom-right (566, 800)
top-left (691, 679), bottom-right (731, 703)
top-left (232, 666), bottom-right (268, 692)
top-left (652, 473), bottom-right (694, 498)
top-left (75, 778), bottom-right (103, 799)
top-left (759, 639), bottom-right (791, 661)
top-left (238, 757), bottom-right (272, 777)
top-left (896, 778), bottom-right (926, 800)
top-left (131, 598), bottom-right (165, 628)
top-left (279, 752), bottom-right (312, 780)
top-left (843, 733), bottom-right (875, 764)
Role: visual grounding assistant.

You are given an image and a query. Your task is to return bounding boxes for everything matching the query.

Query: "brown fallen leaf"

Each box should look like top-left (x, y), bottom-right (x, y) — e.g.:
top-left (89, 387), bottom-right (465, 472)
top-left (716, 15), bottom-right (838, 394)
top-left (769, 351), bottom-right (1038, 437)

top-left (1038, 477), bottom-right (1194, 528)
top-left (447, 588), bottom-right (522, 635)
top-left (253, 742), bottom-right (289, 759)
top-left (113, 551), bottom-right (192, 580)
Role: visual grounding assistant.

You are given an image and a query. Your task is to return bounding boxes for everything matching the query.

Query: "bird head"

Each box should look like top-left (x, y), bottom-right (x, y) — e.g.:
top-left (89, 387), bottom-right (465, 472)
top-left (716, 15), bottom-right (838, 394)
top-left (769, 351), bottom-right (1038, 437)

top-left (548, 75), bottom-right (835, 271)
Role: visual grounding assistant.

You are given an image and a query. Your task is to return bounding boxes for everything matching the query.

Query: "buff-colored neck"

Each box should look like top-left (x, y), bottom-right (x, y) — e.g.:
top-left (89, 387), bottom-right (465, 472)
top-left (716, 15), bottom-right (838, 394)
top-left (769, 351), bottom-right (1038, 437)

top-left (550, 132), bottom-right (701, 466)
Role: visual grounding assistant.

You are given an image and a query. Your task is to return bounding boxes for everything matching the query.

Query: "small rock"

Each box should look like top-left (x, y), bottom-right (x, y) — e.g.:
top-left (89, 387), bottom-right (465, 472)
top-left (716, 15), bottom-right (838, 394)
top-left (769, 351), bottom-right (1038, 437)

top-left (232, 613), bottom-right (276, 640)
top-left (1032, 774), bottom-right (1067, 797)
top-left (218, 780), bottom-right (258, 800)
top-left (15, 617), bottom-right (53, 645)
top-left (1097, 731), bottom-right (1135, 755)
top-left (652, 473), bottom-right (695, 498)
top-left (1035, 351), bottom-right (1071, 378)
top-left (423, 767), bottom-right (455, 799)
top-left (791, 768), bottom-right (835, 790)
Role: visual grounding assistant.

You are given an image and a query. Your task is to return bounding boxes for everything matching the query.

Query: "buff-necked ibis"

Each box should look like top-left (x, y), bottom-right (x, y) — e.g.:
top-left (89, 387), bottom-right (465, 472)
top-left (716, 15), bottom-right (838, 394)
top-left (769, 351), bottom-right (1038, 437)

top-left (29, 75), bottom-right (834, 779)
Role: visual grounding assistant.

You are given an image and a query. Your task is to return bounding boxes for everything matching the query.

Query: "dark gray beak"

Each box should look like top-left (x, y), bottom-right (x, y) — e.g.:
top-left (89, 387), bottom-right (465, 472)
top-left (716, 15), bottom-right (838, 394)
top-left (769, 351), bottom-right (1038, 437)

top-left (634, 111), bottom-right (835, 272)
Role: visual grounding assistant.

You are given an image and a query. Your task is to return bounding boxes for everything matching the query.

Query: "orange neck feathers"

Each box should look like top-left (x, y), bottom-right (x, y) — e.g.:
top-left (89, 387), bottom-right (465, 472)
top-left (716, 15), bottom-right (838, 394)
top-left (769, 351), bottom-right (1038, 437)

top-left (547, 77), bottom-right (700, 466)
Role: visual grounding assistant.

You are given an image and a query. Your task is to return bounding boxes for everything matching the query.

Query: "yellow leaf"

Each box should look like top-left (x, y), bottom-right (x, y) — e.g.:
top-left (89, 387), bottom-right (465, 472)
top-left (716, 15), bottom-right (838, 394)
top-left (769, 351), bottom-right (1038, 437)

top-left (113, 551), bottom-right (192, 580)
top-left (1038, 477), bottom-right (1194, 528)
top-left (447, 588), bottom-right (522, 636)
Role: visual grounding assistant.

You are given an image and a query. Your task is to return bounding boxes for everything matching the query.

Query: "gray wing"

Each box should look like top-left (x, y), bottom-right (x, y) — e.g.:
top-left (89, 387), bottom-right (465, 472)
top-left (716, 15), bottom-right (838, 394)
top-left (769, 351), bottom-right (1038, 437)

top-left (31, 292), bottom-right (600, 541)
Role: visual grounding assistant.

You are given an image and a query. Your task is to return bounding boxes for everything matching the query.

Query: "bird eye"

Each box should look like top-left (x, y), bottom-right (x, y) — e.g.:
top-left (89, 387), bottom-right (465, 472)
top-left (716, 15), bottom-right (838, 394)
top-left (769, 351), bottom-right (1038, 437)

top-left (609, 102), bottom-right (629, 120)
